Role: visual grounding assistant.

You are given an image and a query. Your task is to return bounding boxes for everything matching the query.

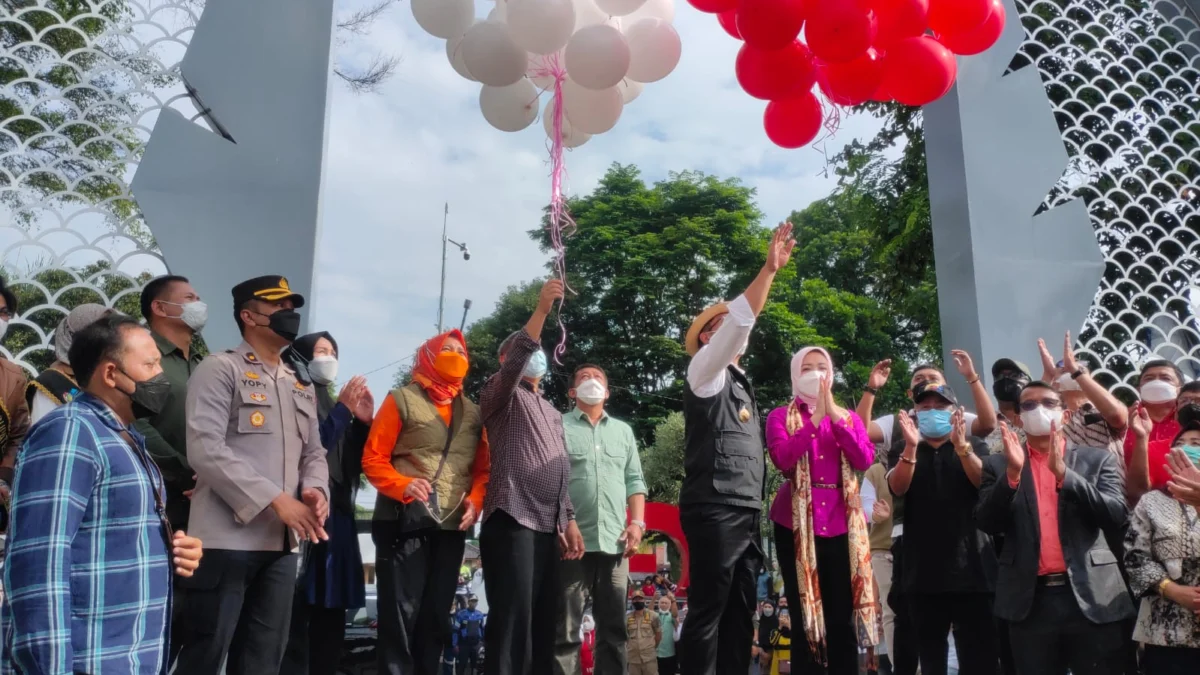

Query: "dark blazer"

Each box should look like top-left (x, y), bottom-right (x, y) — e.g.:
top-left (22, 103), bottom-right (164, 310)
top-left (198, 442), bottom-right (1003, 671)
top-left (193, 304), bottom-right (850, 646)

top-left (976, 445), bottom-right (1134, 624)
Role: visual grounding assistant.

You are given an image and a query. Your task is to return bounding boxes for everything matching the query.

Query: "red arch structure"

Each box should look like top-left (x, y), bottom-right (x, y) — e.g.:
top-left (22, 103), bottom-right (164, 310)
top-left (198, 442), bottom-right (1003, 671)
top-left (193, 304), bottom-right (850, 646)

top-left (627, 501), bottom-right (689, 592)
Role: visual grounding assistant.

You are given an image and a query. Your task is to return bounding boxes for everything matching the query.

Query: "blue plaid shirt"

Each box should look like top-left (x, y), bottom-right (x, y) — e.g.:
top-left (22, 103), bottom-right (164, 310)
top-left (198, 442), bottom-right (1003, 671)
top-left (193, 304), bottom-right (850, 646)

top-left (2, 394), bottom-right (173, 675)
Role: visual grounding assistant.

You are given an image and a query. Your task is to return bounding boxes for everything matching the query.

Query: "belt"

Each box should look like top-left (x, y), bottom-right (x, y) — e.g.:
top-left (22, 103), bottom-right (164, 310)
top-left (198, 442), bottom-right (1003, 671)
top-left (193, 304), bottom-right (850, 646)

top-left (1038, 573), bottom-right (1069, 587)
top-left (813, 482), bottom-right (842, 490)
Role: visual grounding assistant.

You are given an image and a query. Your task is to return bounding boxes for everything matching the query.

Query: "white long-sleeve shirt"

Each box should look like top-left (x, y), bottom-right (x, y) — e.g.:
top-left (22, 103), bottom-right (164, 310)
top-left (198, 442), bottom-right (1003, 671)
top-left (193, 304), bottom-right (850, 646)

top-left (686, 295), bottom-right (756, 399)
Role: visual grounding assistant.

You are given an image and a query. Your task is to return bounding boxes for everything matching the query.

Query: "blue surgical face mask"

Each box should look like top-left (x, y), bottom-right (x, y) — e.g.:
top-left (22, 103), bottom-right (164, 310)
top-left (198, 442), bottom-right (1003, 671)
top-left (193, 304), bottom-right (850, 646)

top-left (523, 350), bottom-right (548, 379)
top-left (917, 409), bottom-right (953, 438)
top-left (1181, 445), bottom-right (1200, 466)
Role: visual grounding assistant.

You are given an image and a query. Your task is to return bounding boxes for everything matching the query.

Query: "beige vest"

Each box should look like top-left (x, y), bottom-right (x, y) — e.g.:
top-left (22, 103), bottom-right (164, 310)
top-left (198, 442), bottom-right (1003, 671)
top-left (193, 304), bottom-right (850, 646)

top-left (373, 383), bottom-right (483, 530)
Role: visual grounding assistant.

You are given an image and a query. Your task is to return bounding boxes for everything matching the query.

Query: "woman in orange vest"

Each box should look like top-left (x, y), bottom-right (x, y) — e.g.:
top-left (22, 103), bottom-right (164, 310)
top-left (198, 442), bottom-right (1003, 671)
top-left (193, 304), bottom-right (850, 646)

top-left (362, 330), bottom-right (490, 675)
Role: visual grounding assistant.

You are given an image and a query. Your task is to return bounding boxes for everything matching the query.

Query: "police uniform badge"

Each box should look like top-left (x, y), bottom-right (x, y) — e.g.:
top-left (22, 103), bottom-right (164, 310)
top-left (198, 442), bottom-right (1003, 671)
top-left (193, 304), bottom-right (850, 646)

top-left (294, 382), bottom-right (306, 390)
top-left (245, 371), bottom-right (259, 380)
top-left (739, 407), bottom-right (751, 422)
top-left (249, 411), bottom-right (266, 428)
top-left (250, 392), bottom-right (267, 403)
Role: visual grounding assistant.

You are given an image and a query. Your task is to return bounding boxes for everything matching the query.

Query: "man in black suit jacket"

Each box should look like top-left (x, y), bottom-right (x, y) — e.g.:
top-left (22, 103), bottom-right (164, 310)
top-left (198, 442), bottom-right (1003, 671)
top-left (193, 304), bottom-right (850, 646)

top-left (976, 381), bottom-right (1133, 675)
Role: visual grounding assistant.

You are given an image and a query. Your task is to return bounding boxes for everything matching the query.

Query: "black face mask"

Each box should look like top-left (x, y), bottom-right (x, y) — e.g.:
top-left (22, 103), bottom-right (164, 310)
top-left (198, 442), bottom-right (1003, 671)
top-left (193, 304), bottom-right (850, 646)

top-left (992, 376), bottom-right (1026, 406)
top-left (118, 370), bottom-right (171, 420)
top-left (632, 601), bottom-right (645, 610)
top-left (1177, 402), bottom-right (1200, 428)
top-left (263, 309), bottom-right (301, 342)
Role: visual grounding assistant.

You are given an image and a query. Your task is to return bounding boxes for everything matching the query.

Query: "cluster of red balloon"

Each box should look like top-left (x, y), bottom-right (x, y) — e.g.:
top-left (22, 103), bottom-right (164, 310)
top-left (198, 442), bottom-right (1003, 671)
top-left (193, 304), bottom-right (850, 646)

top-left (691, 0), bottom-right (1007, 148)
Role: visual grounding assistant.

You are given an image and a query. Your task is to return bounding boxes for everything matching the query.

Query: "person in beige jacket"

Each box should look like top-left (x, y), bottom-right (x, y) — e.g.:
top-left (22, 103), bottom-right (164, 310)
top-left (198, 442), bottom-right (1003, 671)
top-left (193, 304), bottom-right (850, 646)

top-left (174, 276), bottom-right (329, 675)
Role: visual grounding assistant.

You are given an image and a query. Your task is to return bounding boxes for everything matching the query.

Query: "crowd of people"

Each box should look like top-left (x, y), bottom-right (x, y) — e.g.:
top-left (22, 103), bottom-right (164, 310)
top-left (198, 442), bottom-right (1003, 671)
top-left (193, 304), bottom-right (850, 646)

top-left (0, 218), bottom-right (1198, 675)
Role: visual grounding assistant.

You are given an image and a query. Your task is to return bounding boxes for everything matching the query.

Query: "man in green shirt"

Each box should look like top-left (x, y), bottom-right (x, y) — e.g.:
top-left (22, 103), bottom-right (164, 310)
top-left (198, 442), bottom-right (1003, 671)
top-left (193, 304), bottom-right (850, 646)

top-left (137, 275), bottom-right (207, 532)
top-left (554, 364), bottom-right (647, 675)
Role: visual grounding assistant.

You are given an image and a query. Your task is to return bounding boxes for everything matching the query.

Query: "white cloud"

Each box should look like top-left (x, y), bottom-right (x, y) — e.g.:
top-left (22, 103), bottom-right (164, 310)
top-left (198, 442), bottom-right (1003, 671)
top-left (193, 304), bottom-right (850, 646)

top-left (314, 0), bottom-right (882, 400)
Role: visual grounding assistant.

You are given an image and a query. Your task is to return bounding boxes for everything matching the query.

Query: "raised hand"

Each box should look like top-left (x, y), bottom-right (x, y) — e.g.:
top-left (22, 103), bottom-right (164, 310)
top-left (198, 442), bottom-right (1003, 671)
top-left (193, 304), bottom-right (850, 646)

top-left (765, 222), bottom-right (797, 273)
top-left (1062, 330), bottom-right (1080, 374)
top-left (1001, 421), bottom-right (1026, 483)
top-left (951, 349), bottom-right (978, 381)
top-left (1130, 406), bottom-right (1152, 440)
top-left (538, 278), bottom-right (566, 315)
top-left (354, 383), bottom-right (375, 424)
top-left (1048, 422), bottom-right (1067, 482)
top-left (337, 376), bottom-right (365, 409)
top-left (1166, 447), bottom-right (1200, 508)
top-left (868, 359), bottom-right (892, 390)
top-left (1037, 338), bottom-right (1060, 382)
top-left (897, 410), bottom-right (919, 449)
top-left (950, 407), bottom-right (968, 449)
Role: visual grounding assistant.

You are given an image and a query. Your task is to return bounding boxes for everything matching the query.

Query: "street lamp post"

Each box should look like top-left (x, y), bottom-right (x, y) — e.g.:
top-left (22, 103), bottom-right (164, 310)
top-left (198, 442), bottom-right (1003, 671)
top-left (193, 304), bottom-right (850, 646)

top-left (460, 299), bottom-right (472, 332)
top-left (437, 202), bottom-right (469, 333)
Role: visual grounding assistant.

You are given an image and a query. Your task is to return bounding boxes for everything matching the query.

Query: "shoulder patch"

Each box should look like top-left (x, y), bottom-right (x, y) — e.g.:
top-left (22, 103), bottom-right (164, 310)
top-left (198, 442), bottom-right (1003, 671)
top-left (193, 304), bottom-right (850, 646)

top-left (245, 353), bottom-right (258, 362)
top-left (294, 381), bottom-right (306, 390)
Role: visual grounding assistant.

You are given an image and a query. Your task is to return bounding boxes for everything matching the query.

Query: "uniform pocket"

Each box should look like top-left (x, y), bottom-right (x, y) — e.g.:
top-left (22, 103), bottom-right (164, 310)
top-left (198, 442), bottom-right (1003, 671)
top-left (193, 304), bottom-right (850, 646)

top-left (237, 388), bottom-right (272, 435)
top-left (295, 404), bottom-right (312, 444)
top-left (1088, 548), bottom-right (1118, 566)
top-left (713, 430), bottom-right (761, 499)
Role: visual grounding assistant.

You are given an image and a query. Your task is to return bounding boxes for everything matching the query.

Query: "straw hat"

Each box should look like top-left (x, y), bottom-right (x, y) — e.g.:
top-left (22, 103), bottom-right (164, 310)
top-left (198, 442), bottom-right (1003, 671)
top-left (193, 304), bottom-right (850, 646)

top-left (685, 302), bottom-right (730, 356)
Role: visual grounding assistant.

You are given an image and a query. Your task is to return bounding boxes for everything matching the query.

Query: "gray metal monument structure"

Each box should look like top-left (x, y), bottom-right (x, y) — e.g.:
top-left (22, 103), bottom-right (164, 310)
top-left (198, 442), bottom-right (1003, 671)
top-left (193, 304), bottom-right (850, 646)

top-left (927, 0), bottom-right (1200, 400)
top-left (1, 0), bottom-right (334, 375)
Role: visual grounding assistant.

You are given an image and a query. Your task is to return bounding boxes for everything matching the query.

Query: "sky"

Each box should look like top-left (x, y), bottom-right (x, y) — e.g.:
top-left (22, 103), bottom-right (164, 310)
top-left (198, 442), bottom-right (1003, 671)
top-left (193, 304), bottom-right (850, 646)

top-left (312, 0), bottom-right (882, 409)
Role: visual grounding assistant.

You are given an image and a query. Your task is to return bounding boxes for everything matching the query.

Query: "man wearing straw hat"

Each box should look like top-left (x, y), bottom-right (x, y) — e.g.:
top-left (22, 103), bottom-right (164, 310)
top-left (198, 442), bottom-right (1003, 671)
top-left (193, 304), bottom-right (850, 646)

top-left (676, 222), bottom-right (796, 675)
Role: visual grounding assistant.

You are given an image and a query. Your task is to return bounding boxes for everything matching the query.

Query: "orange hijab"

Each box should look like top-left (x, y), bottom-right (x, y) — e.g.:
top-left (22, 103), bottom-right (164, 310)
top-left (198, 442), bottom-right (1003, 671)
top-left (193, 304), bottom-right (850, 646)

top-left (411, 329), bottom-right (469, 406)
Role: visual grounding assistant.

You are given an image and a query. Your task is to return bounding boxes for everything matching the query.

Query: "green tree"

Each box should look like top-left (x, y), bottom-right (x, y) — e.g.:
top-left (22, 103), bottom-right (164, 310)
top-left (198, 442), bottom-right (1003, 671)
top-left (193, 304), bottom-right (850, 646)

top-left (640, 412), bottom-right (683, 504)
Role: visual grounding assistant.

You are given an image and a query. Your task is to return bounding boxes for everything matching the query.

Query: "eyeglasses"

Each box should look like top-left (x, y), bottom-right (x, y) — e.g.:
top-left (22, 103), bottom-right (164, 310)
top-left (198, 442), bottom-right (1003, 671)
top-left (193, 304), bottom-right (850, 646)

top-left (1019, 398), bottom-right (1063, 412)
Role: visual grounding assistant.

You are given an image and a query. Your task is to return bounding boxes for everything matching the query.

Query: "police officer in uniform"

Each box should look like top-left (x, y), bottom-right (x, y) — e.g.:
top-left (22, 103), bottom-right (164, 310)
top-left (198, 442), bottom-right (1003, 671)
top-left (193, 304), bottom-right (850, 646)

top-left (627, 591), bottom-right (662, 675)
top-left (174, 276), bottom-right (330, 675)
top-left (676, 223), bottom-right (795, 675)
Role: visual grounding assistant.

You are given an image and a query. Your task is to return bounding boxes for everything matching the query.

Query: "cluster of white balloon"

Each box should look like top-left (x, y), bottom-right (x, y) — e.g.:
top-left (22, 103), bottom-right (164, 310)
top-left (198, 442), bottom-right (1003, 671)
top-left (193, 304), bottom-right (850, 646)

top-left (412, 0), bottom-right (683, 149)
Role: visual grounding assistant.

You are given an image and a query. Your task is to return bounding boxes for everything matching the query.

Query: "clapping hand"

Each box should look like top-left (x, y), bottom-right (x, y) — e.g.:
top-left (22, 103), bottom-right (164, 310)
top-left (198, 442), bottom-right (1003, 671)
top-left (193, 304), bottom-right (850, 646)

top-left (896, 409), bottom-right (919, 450)
top-left (823, 373), bottom-right (847, 422)
top-left (868, 359), bottom-right (892, 390)
top-left (1061, 331), bottom-right (1080, 374)
top-left (765, 222), bottom-right (797, 274)
top-left (1130, 406), bottom-right (1152, 440)
top-left (1166, 447), bottom-right (1200, 508)
top-left (1037, 338), bottom-right (1060, 383)
top-left (1048, 422), bottom-right (1067, 482)
top-left (950, 407), bottom-right (968, 449)
top-left (1000, 421), bottom-right (1026, 484)
top-left (354, 382), bottom-right (375, 424)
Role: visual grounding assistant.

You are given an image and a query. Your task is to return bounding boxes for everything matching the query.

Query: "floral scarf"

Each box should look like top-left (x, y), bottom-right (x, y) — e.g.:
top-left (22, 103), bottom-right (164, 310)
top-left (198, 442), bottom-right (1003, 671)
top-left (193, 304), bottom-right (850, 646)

top-left (411, 329), bottom-right (468, 406)
top-left (787, 401), bottom-right (879, 665)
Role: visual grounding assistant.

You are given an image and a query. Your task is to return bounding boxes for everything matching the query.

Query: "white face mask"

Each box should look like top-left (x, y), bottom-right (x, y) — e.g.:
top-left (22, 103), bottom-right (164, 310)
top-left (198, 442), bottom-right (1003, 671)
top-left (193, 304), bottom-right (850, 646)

top-left (308, 355), bottom-right (339, 385)
top-left (575, 378), bottom-right (607, 405)
top-left (1055, 372), bottom-right (1081, 392)
top-left (794, 370), bottom-right (825, 406)
top-left (1141, 379), bottom-right (1179, 404)
top-left (1020, 405), bottom-right (1063, 436)
top-left (178, 301), bottom-right (208, 332)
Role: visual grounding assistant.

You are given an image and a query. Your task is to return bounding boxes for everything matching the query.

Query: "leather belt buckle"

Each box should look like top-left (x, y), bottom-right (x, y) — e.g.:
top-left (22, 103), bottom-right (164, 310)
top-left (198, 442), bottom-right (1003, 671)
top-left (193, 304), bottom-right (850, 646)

top-left (1038, 573), bottom-right (1068, 587)
top-left (813, 482), bottom-right (841, 490)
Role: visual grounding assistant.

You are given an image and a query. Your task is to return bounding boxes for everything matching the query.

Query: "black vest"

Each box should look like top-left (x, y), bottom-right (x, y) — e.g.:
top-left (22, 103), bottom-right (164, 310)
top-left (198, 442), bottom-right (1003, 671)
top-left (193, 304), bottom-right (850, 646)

top-left (25, 369), bottom-right (81, 408)
top-left (680, 365), bottom-right (765, 509)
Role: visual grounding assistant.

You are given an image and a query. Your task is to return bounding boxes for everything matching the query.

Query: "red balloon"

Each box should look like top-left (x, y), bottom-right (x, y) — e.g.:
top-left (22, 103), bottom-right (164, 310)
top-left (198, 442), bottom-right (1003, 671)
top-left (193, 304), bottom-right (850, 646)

top-left (736, 41), bottom-right (817, 101)
top-left (816, 48), bottom-right (884, 106)
top-left (927, 0), bottom-right (992, 37)
top-left (878, 36), bottom-right (957, 106)
top-left (764, 91), bottom-right (824, 148)
top-left (737, 0), bottom-right (807, 50)
top-left (938, 0), bottom-right (1005, 55)
top-left (873, 0), bottom-right (930, 50)
top-left (688, 0), bottom-right (739, 13)
top-left (717, 9), bottom-right (742, 39)
top-left (805, 0), bottom-right (877, 64)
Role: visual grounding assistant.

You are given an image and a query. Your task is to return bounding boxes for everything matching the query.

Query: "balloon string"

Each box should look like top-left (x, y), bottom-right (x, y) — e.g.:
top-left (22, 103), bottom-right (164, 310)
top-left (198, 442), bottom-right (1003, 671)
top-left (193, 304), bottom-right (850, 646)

top-left (812, 90), bottom-right (841, 151)
top-left (529, 52), bottom-right (576, 364)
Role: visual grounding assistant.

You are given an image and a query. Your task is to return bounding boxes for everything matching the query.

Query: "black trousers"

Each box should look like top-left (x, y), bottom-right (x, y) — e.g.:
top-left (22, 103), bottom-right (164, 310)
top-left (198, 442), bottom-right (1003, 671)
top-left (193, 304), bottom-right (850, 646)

top-left (1007, 585), bottom-right (1125, 675)
top-left (775, 525), bottom-right (857, 675)
top-left (677, 503), bottom-right (762, 675)
top-left (174, 549), bottom-right (298, 675)
top-left (457, 640), bottom-right (483, 674)
top-left (374, 521), bottom-right (467, 675)
top-left (1143, 645), bottom-right (1200, 675)
top-left (658, 655), bottom-right (678, 675)
top-left (479, 509), bottom-right (560, 675)
top-left (908, 593), bottom-right (998, 675)
top-left (280, 588), bottom-right (348, 675)
top-left (887, 537), bottom-right (918, 675)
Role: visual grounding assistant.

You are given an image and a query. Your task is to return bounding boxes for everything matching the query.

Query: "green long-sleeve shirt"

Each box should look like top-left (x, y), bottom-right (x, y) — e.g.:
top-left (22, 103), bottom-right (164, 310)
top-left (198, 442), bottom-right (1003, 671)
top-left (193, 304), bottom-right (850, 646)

top-left (563, 407), bottom-right (647, 555)
top-left (134, 329), bottom-right (204, 529)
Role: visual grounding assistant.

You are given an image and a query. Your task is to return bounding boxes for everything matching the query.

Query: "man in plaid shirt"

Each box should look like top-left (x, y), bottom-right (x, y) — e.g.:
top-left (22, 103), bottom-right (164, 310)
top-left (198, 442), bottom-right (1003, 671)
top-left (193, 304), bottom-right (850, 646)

top-left (2, 315), bottom-right (202, 674)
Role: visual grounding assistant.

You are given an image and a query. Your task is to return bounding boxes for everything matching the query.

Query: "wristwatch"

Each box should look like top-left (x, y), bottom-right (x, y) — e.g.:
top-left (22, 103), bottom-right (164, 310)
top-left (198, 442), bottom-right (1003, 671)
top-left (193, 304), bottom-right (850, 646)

top-left (630, 520), bottom-right (646, 531)
top-left (864, 386), bottom-right (879, 396)
top-left (1070, 366), bottom-right (1088, 380)
top-left (955, 444), bottom-right (973, 458)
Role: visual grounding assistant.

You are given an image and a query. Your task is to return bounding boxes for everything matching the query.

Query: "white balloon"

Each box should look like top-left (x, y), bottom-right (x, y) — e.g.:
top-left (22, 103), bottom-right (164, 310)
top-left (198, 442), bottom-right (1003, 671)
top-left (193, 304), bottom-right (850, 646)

top-left (527, 52), bottom-right (564, 90)
top-left (462, 21), bottom-right (529, 86)
top-left (573, 0), bottom-right (609, 30)
top-left (618, 78), bottom-right (644, 103)
top-left (544, 96), bottom-right (592, 148)
top-left (411, 0), bottom-right (475, 39)
top-left (507, 0), bottom-right (577, 55)
top-left (625, 18), bottom-right (680, 83)
top-left (446, 25), bottom-right (478, 81)
top-left (625, 0), bottom-right (674, 23)
top-left (480, 80), bottom-right (540, 132)
top-left (564, 25), bottom-right (630, 90)
top-left (562, 78), bottom-right (623, 134)
top-left (596, 0), bottom-right (647, 16)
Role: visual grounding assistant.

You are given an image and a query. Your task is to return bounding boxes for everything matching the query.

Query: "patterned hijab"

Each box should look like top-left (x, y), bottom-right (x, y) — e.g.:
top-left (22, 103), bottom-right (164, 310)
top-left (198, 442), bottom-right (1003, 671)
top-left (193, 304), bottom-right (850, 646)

top-left (54, 304), bottom-right (113, 363)
top-left (785, 347), bottom-right (879, 665)
top-left (411, 329), bottom-right (468, 406)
